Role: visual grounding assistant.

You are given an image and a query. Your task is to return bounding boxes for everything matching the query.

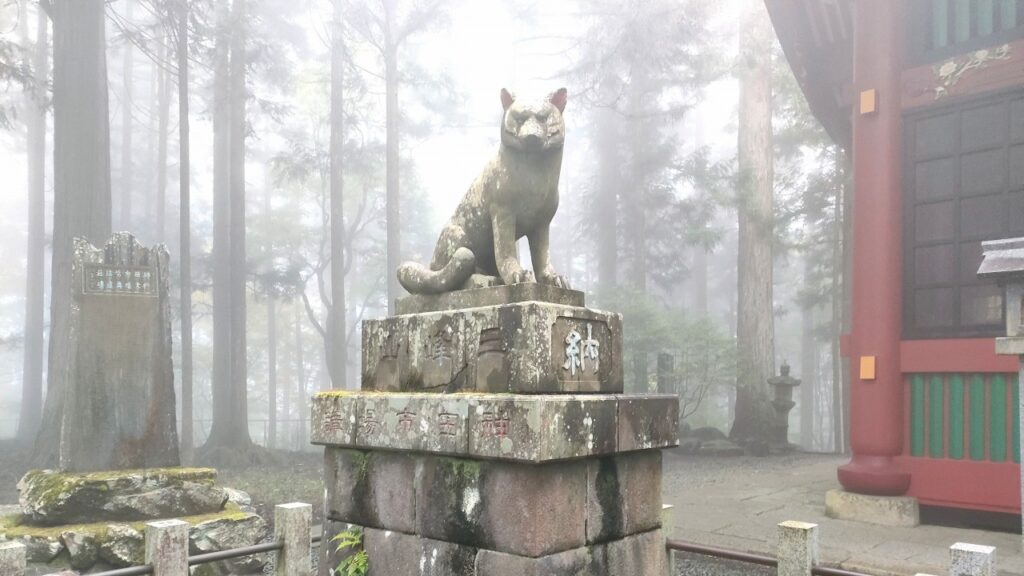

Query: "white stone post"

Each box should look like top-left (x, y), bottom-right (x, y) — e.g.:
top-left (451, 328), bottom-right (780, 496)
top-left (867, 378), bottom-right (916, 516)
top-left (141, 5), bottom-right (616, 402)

top-left (275, 502), bottom-right (313, 576)
top-left (950, 543), bottom-right (995, 576)
top-left (777, 521), bottom-right (819, 576)
top-left (146, 519), bottom-right (190, 576)
top-left (662, 504), bottom-right (675, 576)
top-left (0, 541), bottom-right (26, 576)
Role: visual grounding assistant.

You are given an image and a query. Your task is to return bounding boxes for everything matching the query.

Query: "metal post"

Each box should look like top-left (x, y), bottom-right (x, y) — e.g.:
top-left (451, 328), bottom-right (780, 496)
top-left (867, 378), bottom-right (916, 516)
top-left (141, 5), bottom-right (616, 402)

top-left (777, 521), bottom-right (818, 576)
top-left (0, 541), bottom-right (26, 576)
top-left (950, 543), bottom-right (995, 576)
top-left (275, 502), bottom-right (312, 576)
top-left (146, 519), bottom-right (189, 576)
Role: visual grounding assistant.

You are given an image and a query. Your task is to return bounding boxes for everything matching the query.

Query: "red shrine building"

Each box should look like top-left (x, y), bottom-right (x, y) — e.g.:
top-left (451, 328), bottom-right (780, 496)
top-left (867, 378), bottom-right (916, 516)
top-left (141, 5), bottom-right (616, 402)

top-left (765, 0), bottom-right (1024, 514)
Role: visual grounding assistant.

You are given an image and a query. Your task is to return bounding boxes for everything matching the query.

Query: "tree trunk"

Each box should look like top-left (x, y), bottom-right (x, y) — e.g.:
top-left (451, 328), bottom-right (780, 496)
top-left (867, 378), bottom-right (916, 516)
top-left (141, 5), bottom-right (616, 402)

top-left (729, 2), bottom-right (775, 443)
top-left (294, 304), bottom-right (307, 447)
top-left (595, 102), bottom-right (619, 304)
top-left (156, 27), bottom-right (170, 243)
top-left (120, 0), bottom-right (133, 231)
top-left (226, 0), bottom-right (250, 448)
top-left (177, 0), bottom-right (193, 463)
top-left (800, 264), bottom-right (815, 450)
top-left (835, 147), bottom-right (852, 453)
top-left (267, 297), bottom-right (277, 448)
top-left (384, 6), bottom-right (400, 314)
top-left (327, 0), bottom-right (347, 389)
top-left (627, 68), bottom-right (648, 390)
top-left (36, 0), bottom-right (114, 465)
top-left (205, 0), bottom-right (237, 451)
top-left (692, 246), bottom-right (708, 317)
top-left (17, 0), bottom-right (48, 445)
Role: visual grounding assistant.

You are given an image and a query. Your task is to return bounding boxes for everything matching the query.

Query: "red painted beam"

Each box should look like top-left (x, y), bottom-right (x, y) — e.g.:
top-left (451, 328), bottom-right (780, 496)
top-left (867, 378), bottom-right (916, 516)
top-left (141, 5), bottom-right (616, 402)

top-left (900, 339), bottom-right (1020, 373)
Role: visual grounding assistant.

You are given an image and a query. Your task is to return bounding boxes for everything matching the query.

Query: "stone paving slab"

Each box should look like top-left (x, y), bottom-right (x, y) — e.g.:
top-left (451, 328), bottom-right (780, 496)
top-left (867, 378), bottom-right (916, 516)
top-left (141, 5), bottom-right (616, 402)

top-left (311, 392), bottom-right (678, 462)
top-left (661, 451), bottom-right (1024, 576)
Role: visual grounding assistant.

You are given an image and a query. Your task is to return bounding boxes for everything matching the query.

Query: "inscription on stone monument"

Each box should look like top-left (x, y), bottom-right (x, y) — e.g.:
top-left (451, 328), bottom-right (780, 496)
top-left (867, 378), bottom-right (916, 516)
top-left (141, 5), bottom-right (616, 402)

top-left (83, 264), bottom-right (156, 296)
top-left (553, 317), bottom-right (612, 391)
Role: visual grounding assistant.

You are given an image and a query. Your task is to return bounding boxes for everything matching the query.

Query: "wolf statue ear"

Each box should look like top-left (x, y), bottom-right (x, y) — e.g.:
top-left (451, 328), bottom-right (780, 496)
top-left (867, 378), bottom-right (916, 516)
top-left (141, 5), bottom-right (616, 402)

top-left (549, 88), bottom-right (567, 113)
top-left (501, 88), bottom-right (515, 111)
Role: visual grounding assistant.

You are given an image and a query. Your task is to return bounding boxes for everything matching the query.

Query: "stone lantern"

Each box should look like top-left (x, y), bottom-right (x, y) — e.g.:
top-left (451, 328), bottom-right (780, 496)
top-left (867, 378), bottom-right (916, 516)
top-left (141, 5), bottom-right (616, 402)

top-left (768, 362), bottom-right (801, 449)
top-left (977, 237), bottom-right (1024, 355)
top-left (977, 237), bottom-right (1024, 551)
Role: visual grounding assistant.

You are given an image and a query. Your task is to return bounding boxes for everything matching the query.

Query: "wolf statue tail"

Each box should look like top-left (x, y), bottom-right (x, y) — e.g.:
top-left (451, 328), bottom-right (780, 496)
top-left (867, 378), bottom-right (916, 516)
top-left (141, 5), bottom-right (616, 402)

top-left (397, 247), bottom-right (476, 295)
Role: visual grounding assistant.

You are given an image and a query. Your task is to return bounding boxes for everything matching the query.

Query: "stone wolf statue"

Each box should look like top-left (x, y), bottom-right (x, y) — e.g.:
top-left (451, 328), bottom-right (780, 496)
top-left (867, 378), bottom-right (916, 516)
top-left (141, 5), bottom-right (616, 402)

top-left (397, 88), bottom-right (570, 295)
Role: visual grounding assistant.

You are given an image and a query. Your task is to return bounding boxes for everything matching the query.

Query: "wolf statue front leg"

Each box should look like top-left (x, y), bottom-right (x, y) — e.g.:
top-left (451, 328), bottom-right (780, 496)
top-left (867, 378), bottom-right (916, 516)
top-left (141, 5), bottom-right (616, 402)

top-left (491, 209), bottom-right (534, 285)
top-left (528, 225), bottom-right (570, 289)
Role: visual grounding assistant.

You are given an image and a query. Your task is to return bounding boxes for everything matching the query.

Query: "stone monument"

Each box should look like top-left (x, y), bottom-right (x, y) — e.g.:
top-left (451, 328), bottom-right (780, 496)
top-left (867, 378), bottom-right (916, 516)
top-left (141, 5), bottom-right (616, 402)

top-left (314, 89), bottom-right (678, 575)
top-left (62, 232), bottom-right (178, 471)
top-left (1, 233), bottom-right (269, 574)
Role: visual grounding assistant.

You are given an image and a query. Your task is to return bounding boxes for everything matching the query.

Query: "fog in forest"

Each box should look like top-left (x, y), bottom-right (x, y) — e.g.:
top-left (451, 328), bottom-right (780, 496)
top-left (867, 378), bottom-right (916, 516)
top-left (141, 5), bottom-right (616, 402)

top-left (0, 0), bottom-right (845, 473)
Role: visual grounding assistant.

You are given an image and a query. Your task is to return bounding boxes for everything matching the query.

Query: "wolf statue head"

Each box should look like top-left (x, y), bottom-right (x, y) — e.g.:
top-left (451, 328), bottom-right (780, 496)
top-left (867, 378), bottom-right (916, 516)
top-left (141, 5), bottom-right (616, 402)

top-left (499, 87), bottom-right (568, 154)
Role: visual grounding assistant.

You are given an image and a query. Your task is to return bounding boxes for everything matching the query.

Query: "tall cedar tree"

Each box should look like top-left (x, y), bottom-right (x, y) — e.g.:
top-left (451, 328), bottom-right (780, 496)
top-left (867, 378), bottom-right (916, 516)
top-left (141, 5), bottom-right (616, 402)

top-left (35, 0), bottom-right (114, 465)
top-left (730, 2), bottom-right (776, 442)
top-left (328, 0), bottom-right (347, 388)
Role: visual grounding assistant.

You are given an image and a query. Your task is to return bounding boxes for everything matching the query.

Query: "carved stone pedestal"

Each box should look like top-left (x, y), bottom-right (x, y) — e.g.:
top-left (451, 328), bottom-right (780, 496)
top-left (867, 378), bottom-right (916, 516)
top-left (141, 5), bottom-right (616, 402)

top-left (316, 287), bottom-right (679, 576)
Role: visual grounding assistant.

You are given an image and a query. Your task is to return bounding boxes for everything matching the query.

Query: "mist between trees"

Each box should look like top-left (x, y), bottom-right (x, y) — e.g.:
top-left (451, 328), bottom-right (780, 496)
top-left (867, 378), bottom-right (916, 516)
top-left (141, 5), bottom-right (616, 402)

top-left (0, 0), bottom-right (848, 461)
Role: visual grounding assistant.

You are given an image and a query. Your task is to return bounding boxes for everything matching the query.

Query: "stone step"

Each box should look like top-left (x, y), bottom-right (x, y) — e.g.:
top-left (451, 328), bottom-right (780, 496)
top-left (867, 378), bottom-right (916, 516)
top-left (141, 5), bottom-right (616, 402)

top-left (311, 392), bottom-right (679, 462)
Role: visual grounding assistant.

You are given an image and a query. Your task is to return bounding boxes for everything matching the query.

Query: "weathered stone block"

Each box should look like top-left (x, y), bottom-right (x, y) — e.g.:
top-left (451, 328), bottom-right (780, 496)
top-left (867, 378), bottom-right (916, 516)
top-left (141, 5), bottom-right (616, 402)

top-left (313, 393), bottom-right (676, 462)
top-left (416, 457), bottom-right (586, 557)
top-left (776, 521), bottom-right (818, 576)
top-left (17, 468), bottom-right (220, 525)
top-left (0, 541), bottom-right (26, 576)
top-left (474, 529), bottom-right (666, 576)
top-left (318, 520), bottom-right (360, 576)
top-left (62, 530), bottom-right (99, 570)
top-left (324, 449), bottom-right (418, 533)
top-left (586, 452), bottom-right (662, 543)
top-left (950, 542), bottom-right (996, 576)
top-left (467, 395), bottom-right (617, 461)
top-left (617, 395), bottom-right (679, 452)
top-left (362, 302), bottom-right (623, 394)
top-left (602, 529), bottom-right (666, 575)
top-left (188, 512), bottom-right (269, 574)
top-left (98, 524), bottom-right (144, 567)
top-left (824, 489), bottom-right (919, 527)
top-left (363, 528), bottom-right (477, 576)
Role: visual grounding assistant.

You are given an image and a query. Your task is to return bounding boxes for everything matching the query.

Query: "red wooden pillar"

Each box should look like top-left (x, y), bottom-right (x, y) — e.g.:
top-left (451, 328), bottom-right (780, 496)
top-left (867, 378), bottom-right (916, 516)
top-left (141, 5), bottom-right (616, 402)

top-left (837, 0), bottom-right (912, 495)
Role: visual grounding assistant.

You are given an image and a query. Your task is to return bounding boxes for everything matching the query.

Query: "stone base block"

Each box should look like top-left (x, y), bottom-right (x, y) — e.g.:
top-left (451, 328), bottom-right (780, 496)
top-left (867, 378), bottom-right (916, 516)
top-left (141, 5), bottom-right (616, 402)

top-left (321, 526), bottom-right (665, 576)
top-left (362, 300), bottom-right (623, 394)
top-left (325, 450), bottom-right (664, 558)
top-left (312, 392), bottom-right (679, 461)
top-left (824, 489), bottom-right (920, 527)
